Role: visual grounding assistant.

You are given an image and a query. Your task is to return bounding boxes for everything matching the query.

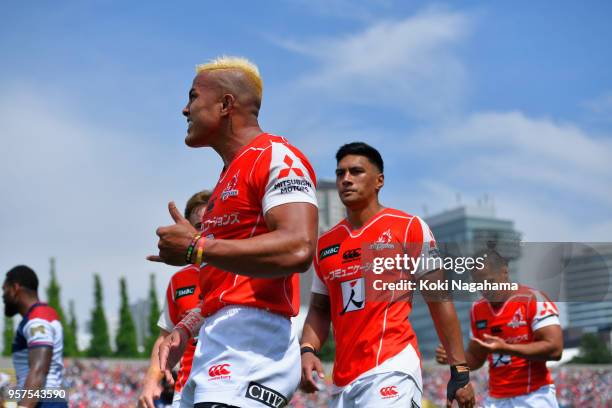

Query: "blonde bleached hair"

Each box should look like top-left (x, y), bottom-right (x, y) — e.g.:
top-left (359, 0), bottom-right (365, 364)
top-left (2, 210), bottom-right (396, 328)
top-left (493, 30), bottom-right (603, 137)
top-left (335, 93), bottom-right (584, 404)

top-left (196, 56), bottom-right (263, 100)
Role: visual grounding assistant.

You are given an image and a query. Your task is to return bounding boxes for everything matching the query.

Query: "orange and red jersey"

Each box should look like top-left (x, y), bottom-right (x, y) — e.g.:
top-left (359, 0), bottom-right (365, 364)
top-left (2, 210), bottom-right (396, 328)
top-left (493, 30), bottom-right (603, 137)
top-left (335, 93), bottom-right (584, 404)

top-left (312, 208), bottom-right (439, 387)
top-left (199, 133), bottom-right (317, 319)
top-left (470, 285), bottom-right (560, 398)
top-left (157, 264), bottom-right (201, 393)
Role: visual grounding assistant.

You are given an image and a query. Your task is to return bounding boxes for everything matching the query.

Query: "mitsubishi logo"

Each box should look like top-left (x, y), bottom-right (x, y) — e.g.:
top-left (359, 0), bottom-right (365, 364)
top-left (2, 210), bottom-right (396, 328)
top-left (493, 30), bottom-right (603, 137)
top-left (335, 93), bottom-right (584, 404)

top-left (278, 155), bottom-right (304, 179)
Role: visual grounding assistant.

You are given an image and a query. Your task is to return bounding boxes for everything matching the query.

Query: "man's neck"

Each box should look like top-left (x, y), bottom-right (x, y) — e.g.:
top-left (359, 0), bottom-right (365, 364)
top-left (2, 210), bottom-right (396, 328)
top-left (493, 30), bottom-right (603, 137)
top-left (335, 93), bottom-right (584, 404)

top-left (213, 125), bottom-right (263, 167)
top-left (489, 286), bottom-right (515, 309)
top-left (18, 296), bottom-right (39, 317)
top-left (346, 200), bottom-right (384, 230)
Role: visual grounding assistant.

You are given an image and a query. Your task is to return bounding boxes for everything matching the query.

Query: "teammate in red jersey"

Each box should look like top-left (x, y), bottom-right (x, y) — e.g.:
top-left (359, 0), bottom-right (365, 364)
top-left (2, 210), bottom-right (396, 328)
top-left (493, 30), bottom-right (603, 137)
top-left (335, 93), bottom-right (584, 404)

top-left (436, 249), bottom-right (562, 407)
top-left (148, 56), bottom-right (318, 408)
top-left (300, 142), bottom-right (474, 408)
top-left (139, 191), bottom-right (210, 408)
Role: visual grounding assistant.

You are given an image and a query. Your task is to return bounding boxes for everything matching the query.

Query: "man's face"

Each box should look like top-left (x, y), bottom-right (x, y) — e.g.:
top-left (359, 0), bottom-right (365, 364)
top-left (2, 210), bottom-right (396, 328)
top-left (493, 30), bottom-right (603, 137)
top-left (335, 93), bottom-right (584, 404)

top-left (188, 204), bottom-right (208, 231)
top-left (471, 264), bottom-right (508, 302)
top-left (335, 154), bottom-right (384, 209)
top-left (2, 281), bottom-right (19, 317)
top-left (182, 72), bottom-right (223, 148)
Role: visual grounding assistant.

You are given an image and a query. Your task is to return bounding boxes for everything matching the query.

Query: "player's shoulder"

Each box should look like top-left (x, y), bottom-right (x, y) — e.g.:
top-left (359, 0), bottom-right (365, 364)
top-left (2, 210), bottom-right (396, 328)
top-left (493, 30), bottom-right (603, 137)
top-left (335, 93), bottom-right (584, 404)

top-left (172, 264), bottom-right (200, 281)
top-left (515, 285), bottom-right (551, 302)
top-left (471, 297), bottom-right (489, 314)
top-left (28, 304), bottom-right (59, 323)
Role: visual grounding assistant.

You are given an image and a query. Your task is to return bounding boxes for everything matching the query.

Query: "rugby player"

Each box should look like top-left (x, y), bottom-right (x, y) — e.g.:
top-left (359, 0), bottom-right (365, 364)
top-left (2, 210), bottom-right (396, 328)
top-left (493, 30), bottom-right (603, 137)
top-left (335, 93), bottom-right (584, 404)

top-left (300, 142), bottom-right (475, 408)
top-left (436, 249), bottom-right (562, 407)
top-left (148, 56), bottom-right (318, 408)
top-left (139, 191), bottom-right (210, 408)
top-left (3, 265), bottom-right (67, 408)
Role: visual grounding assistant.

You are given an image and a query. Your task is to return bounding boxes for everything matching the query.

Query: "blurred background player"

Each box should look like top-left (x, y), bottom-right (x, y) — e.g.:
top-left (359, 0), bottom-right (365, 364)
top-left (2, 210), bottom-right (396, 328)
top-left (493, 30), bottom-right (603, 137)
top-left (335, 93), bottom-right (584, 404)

top-left (3, 265), bottom-right (67, 408)
top-left (436, 248), bottom-right (563, 407)
top-left (300, 142), bottom-right (475, 408)
top-left (139, 191), bottom-right (210, 408)
top-left (148, 56), bottom-right (318, 407)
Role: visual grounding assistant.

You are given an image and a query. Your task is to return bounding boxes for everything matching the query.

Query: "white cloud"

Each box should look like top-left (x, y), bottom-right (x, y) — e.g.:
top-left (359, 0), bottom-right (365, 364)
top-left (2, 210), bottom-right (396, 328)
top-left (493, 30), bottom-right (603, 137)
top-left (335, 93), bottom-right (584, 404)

top-left (399, 111), bottom-right (612, 241)
top-left (275, 7), bottom-right (473, 118)
top-left (0, 85), bottom-right (221, 337)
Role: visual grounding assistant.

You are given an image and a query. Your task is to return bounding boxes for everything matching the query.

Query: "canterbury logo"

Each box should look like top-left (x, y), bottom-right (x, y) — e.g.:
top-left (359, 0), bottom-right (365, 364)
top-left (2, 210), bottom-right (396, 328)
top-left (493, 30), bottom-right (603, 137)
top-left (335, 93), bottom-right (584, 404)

top-left (278, 155), bottom-right (304, 179)
top-left (342, 248), bottom-right (361, 260)
top-left (208, 363), bottom-right (231, 377)
top-left (380, 386), bottom-right (399, 398)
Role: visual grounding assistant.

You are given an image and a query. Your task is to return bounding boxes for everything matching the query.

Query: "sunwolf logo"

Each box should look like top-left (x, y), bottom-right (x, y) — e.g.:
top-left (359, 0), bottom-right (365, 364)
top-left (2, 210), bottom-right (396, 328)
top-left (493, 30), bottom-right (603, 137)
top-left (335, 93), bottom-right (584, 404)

top-left (245, 381), bottom-right (288, 408)
top-left (175, 285), bottom-right (196, 300)
top-left (319, 244), bottom-right (340, 261)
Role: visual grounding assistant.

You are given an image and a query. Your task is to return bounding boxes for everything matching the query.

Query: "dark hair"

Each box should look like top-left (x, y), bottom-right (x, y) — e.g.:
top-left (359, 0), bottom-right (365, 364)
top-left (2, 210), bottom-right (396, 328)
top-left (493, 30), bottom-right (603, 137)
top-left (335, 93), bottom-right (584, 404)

top-left (5, 265), bottom-right (39, 292)
top-left (184, 190), bottom-right (212, 218)
top-left (336, 142), bottom-right (384, 173)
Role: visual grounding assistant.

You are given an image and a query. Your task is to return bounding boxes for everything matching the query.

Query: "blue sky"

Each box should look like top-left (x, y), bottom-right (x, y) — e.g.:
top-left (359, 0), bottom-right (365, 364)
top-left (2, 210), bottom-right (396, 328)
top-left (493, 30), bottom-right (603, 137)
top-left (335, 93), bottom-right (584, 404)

top-left (1, 1), bottom-right (611, 342)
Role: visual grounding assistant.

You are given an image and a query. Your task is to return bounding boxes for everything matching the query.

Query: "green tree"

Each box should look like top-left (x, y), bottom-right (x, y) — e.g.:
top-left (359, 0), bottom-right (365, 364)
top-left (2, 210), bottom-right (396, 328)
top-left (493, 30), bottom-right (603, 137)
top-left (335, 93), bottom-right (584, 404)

top-left (571, 333), bottom-right (612, 364)
top-left (87, 274), bottom-right (112, 357)
top-left (2, 316), bottom-right (14, 357)
top-left (46, 258), bottom-right (79, 356)
top-left (144, 273), bottom-right (161, 356)
top-left (115, 277), bottom-right (138, 357)
top-left (66, 300), bottom-right (80, 356)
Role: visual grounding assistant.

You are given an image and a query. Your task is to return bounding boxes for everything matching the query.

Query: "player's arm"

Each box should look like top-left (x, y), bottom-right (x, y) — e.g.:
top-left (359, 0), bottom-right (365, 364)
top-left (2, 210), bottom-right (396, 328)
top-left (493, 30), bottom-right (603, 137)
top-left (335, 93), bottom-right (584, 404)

top-left (148, 201), bottom-right (318, 278)
top-left (20, 346), bottom-right (52, 408)
top-left (473, 324), bottom-right (563, 361)
top-left (421, 269), bottom-right (475, 408)
top-left (436, 339), bottom-right (488, 371)
top-left (300, 293), bottom-right (331, 393)
top-left (138, 329), bottom-right (170, 408)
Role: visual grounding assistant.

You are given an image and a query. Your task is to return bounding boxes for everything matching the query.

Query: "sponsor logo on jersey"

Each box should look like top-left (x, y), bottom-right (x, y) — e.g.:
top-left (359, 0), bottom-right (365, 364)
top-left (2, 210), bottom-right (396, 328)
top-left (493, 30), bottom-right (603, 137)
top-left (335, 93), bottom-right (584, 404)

top-left (221, 171), bottom-right (240, 201)
top-left (476, 320), bottom-right (488, 330)
top-left (245, 381), bottom-right (288, 408)
top-left (491, 352), bottom-right (512, 368)
top-left (30, 325), bottom-right (46, 336)
top-left (380, 386), bottom-right (399, 399)
top-left (507, 306), bottom-right (527, 328)
top-left (208, 363), bottom-right (231, 380)
top-left (272, 178), bottom-right (313, 194)
top-left (278, 155), bottom-right (304, 179)
top-left (319, 244), bottom-right (340, 261)
top-left (340, 278), bottom-right (365, 314)
top-left (202, 212), bottom-right (240, 231)
top-left (342, 248), bottom-right (361, 262)
top-left (175, 285), bottom-right (196, 300)
top-left (491, 325), bottom-right (503, 334)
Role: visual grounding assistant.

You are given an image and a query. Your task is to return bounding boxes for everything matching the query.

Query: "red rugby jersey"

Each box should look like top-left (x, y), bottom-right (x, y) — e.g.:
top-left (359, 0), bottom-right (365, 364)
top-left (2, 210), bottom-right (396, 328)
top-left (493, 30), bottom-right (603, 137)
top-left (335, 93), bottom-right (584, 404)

top-left (199, 133), bottom-right (317, 318)
top-left (470, 285), bottom-right (560, 398)
top-left (157, 265), bottom-right (201, 393)
top-left (312, 208), bottom-right (439, 386)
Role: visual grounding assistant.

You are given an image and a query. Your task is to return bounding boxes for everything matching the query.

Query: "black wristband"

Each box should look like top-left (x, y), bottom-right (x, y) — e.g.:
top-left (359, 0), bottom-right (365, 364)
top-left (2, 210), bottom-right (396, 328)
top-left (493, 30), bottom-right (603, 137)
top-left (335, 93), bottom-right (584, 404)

top-left (447, 364), bottom-right (470, 402)
top-left (300, 346), bottom-right (317, 356)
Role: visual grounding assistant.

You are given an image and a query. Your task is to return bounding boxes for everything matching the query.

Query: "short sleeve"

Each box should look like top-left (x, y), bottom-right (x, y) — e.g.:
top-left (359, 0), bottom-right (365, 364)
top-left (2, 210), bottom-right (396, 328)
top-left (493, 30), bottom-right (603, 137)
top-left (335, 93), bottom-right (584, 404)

top-left (157, 281), bottom-right (175, 331)
top-left (529, 291), bottom-right (561, 332)
top-left (405, 216), bottom-right (440, 278)
top-left (23, 319), bottom-right (54, 348)
top-left (254, 141), bottom-right (318, 214)
top-left (311, 261), bottom-right (329, 295)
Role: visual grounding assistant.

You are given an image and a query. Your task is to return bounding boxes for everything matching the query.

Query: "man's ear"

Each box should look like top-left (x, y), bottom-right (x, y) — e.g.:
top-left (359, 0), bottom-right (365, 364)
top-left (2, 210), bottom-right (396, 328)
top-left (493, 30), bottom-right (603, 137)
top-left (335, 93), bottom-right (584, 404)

top-left (220, 94), bottom-right (235, 116)
top-left (376, 173), bottom-right (384, 192)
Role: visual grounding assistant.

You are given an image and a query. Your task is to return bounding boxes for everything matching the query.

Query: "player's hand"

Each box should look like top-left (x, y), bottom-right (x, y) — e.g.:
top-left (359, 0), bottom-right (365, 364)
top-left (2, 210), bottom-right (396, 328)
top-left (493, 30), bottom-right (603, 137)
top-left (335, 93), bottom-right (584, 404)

top-left (299, 351), bottom-right (325, 393)
top-left (147, 201), bottom-right (198, 266)
top-left (472, 333), bottom-right (509, 353)
top-left (447, 382), bottom-right (475, 408)
top-left (158, 328), bottom-right (189, 385)
top-left (138, 374), bottom-right (163, 408)
top-left (435, 343), bottom-right (449, 365)
top-left (446, 365), bottom-right (475, 408)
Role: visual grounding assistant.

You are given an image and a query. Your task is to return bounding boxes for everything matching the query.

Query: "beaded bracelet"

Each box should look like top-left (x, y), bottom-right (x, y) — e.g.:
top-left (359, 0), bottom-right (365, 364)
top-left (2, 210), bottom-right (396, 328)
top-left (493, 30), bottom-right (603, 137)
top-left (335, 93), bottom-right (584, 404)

top-left (186, 233), bottom-right (202, 264)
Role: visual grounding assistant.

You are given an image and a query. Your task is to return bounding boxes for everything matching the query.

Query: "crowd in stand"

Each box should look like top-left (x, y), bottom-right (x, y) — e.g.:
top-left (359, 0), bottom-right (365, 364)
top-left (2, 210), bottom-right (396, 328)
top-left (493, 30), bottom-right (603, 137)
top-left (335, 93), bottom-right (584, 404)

top-left (61, 359), bottom-right (611, 407)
